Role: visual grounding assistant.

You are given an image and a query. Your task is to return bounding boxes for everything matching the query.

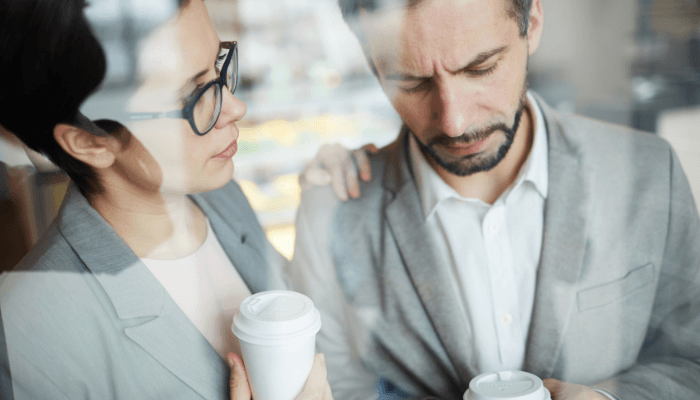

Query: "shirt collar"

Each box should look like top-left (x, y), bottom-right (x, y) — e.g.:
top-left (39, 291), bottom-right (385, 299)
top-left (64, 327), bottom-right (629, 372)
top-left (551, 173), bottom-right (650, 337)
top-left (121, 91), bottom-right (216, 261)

top-left (410, 91), bottom-right (549, 220)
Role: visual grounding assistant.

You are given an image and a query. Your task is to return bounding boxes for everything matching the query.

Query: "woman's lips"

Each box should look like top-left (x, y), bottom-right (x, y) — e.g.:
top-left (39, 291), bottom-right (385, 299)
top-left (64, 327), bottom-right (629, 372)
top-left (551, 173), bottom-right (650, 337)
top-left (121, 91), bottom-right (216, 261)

top-left (213, 140), bottom-right (237, 159)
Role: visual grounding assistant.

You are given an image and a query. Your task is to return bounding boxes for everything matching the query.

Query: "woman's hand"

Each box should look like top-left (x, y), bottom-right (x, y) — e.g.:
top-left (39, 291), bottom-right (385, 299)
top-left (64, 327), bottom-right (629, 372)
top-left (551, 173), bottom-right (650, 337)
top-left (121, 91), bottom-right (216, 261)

top-left (543, 379), bottom-right (609, 400)
top-left (299, 143), bottom-right (378, 201)
top-left (228, 353), bottom-right (252, 400)
top-left (228, 353), bottom-right (334, 400)
top-left (294, 354), bottom-right (334, 400)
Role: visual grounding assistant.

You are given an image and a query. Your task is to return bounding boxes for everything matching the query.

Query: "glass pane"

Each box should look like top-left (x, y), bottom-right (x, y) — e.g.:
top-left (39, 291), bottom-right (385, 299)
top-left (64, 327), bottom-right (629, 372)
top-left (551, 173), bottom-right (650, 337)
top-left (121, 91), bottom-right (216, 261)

top-left (227, 46), bottom-right (237, 94)
top-left (193, 84), bottom-right (220, 133)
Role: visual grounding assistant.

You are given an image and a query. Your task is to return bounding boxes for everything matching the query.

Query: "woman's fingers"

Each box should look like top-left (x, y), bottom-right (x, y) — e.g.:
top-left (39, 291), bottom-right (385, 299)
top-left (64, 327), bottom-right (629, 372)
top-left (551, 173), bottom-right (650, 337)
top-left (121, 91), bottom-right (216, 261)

top-left (324, 379), bottom-right (334, 400)
top-left (296, 353), bottom-right (331, 400)
top-left (343, 155), bottom-right (361, 199)
top-left (330, 160), bottom-right (349, 201)
top-left (352, 148), bottom-right (372, 182)
top-left (300, 164), bottom-right (333, 190)
top-left (361, 143), bottom-right (379, 154)
top-left (300, 142), bottom-right (378, 200)
top-left (228, 353), bottom-right (252, 400)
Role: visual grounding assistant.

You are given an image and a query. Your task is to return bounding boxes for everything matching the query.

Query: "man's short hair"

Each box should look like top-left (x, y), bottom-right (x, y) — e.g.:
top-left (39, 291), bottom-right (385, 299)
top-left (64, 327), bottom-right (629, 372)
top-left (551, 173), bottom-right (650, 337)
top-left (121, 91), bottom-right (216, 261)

top-left (338, 0), bottom-right (533, 38)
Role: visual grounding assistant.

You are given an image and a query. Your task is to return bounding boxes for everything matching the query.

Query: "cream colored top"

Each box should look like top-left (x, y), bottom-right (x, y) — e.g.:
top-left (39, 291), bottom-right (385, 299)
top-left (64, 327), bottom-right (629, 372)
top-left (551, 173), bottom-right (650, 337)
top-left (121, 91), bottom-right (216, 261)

top-left (142, 219), bottom-right (252, 360)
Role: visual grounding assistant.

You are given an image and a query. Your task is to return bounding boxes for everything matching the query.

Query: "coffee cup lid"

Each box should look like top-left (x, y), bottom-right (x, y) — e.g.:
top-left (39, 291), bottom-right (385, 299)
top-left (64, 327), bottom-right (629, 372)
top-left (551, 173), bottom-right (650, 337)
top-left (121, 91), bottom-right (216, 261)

top-left (464, 371), bottom-right (551, 400)
top-left (232, 291), bottom-right (321, 346)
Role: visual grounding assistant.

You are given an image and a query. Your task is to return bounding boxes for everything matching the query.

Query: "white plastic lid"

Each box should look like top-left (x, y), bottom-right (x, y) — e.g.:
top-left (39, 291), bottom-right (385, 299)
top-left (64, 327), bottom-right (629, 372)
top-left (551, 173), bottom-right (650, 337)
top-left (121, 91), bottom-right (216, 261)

top-left (464, 371), bottom-right (551, 400)
top-left (231, 291), bottom-right (321, 346)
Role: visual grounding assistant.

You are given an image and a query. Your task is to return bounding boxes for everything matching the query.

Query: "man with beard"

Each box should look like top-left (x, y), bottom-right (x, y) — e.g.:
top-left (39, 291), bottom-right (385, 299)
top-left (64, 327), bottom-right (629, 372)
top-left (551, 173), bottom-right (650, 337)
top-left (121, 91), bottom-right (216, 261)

top-left (288, 0), bottom-right (700, 399)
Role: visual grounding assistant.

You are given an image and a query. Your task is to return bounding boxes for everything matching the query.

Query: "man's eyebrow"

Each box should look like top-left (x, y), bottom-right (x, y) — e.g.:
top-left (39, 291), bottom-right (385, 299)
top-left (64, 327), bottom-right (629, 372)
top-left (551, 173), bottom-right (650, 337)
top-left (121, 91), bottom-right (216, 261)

top-left (384, 45), bottom-right (508, 81)
top-left (453, 45), bottom-right (508, 73)
top-left (385, 72), bottom-right (425, 81)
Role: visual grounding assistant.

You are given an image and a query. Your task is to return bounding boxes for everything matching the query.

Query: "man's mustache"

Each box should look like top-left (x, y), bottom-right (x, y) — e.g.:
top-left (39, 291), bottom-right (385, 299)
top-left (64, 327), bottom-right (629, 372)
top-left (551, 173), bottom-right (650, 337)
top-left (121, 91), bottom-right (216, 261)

top-left (427, 122), bottom-right (510, 147)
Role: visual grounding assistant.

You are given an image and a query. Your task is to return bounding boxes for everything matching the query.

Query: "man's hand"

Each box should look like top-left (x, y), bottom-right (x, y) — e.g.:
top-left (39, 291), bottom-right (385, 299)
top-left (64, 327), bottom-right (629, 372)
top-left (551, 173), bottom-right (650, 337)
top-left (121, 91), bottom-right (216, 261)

top-left (299, 143), bottom-right (378, 201)
top-left (543, 379), bottom-right (608, 400)
top-left (228, 353), bottom-right (334, 400)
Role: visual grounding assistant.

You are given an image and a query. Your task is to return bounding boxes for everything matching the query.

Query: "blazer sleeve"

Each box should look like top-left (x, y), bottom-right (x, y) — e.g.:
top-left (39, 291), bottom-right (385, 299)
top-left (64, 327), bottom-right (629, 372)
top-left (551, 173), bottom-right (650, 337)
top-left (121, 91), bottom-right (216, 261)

top-left (287, 189), bottom-right (381, 400)
top-left (0, 294), bottom-right (72, 400)
top-left (592, 148), bottom-right (700, 399)
top-left (0, 304), bottom-right (14, 400)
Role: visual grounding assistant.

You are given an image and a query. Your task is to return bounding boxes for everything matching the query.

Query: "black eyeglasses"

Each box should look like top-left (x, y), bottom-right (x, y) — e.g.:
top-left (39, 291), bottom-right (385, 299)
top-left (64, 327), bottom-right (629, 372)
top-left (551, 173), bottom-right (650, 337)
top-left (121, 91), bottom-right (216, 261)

top-left (123, 41), bottom-right (238, 136)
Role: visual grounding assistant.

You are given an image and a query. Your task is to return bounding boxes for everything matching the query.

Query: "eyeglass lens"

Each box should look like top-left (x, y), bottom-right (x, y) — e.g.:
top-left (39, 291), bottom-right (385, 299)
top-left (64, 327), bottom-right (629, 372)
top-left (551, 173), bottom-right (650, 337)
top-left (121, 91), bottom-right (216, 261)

top-left (192, 43), bottom-right (236, 134)
top-left (193, 85), bottom-right (221, 134)
top-left (226, 46), bottom-right (237, 94)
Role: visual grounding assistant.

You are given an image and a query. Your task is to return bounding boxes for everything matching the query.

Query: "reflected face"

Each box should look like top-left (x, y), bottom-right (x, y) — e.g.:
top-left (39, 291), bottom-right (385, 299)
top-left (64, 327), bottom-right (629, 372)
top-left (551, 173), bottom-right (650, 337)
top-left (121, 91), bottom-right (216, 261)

top-left (363, 0), bottom-right (532, 176)
top-left (116, 0), bottom-right (246, 195)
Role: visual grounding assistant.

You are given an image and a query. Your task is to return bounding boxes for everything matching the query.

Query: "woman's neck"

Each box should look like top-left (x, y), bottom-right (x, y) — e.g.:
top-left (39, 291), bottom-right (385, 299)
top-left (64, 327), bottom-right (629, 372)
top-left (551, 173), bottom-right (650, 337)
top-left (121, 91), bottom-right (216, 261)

top-left (87, 184), bottom-right (208, 260)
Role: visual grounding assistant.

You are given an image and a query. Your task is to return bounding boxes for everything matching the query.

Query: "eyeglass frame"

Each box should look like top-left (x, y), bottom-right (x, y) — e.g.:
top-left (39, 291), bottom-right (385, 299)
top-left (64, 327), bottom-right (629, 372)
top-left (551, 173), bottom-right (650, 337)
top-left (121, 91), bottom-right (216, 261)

top-left (121, 41), bottom-right (238, 136)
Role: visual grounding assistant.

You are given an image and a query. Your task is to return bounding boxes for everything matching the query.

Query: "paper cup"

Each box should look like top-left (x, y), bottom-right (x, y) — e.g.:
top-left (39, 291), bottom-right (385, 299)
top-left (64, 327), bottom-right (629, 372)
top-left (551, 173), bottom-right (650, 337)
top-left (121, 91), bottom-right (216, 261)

top-left (464, 371), bottom-right (551, 400)
top-left (232, 290), bottom-right (322, 400)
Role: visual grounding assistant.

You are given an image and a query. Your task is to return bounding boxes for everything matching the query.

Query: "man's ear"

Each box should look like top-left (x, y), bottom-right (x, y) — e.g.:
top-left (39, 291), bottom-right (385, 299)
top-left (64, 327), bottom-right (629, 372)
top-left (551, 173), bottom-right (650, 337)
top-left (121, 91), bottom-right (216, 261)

top-left (527, 0), bottom-right (544, 56)
top-left (53, 124), bottom-right (117, 169)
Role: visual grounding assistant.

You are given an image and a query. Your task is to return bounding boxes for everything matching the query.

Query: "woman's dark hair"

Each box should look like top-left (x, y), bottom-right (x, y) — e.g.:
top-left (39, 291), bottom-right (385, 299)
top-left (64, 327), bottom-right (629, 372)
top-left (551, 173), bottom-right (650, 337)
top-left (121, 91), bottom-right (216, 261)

top-left (0, 0), bottom-right (192, 195)
top-left (0, 0), bottom-right (108, 194)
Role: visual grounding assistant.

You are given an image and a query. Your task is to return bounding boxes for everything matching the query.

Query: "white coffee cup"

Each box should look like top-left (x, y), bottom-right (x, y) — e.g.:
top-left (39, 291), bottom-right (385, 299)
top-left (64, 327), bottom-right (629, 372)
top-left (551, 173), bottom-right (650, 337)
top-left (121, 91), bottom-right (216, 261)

top-left (464, 371), bottom-right (551, 400)
top-left (232, 290), bottom-right (322, 400)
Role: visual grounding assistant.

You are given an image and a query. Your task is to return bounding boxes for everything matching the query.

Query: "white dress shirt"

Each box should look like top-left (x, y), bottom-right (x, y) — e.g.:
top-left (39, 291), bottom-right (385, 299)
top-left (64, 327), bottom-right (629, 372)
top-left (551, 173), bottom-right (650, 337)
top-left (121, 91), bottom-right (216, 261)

top-left (142, 219), bottom-right (252, 360)
top-left (410, 92), bottom-right (549, 373)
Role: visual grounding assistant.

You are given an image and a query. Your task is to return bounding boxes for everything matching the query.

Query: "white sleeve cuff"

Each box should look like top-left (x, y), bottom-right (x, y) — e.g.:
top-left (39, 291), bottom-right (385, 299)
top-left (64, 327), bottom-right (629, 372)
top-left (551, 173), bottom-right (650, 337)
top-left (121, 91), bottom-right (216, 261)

top-left (593, 388), bottom-right (619, 400)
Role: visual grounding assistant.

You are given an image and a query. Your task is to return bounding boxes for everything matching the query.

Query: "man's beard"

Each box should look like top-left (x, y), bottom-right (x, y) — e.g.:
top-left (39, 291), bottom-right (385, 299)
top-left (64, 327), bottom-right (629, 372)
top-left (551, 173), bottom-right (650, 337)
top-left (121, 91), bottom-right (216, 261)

top-left (413, 92), bottom-right (527, 177)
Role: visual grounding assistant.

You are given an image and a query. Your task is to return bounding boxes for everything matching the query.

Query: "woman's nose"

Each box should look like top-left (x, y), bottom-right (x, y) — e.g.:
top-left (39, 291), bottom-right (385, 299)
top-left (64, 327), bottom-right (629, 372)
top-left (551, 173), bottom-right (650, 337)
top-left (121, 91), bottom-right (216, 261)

top-left (215, 88), bottom-right (246, 129)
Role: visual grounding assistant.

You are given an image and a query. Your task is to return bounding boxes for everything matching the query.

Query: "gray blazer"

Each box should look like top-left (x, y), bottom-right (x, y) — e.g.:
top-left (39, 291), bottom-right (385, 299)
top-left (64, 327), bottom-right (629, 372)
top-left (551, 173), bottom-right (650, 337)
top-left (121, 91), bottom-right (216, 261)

top-left (289, 94), bottom-right (700, 400)
top-left (0, 180), bottom-right (286, 399)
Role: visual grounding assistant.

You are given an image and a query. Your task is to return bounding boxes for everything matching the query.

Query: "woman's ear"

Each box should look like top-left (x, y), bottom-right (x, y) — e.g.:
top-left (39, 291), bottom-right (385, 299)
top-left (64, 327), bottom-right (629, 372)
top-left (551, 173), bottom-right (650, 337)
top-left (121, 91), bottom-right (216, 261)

top-left (53, 123), bottom-right (117, 169)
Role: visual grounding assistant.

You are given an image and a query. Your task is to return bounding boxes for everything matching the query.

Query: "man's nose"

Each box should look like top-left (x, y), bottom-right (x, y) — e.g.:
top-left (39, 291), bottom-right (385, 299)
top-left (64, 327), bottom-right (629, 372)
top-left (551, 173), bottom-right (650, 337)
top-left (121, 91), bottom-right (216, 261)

top-left (215, 88), bottom-right (247, 130)
top-left (432, 80), bottom-right (475, 137)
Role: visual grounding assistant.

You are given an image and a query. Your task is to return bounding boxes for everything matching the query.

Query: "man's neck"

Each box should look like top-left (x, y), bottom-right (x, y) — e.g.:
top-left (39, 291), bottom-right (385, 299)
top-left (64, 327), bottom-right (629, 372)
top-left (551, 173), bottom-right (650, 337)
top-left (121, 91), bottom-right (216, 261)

top-left (428, 105), bottom-right (534, 204)
top-left (87, 182), bottom-right (208, 260)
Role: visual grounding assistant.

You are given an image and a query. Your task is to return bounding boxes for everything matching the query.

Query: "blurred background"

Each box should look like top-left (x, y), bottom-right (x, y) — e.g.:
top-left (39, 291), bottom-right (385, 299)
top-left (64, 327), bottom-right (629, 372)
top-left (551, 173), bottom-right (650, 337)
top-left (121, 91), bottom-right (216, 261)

top-left (2, 0), bottom-right (699, 268)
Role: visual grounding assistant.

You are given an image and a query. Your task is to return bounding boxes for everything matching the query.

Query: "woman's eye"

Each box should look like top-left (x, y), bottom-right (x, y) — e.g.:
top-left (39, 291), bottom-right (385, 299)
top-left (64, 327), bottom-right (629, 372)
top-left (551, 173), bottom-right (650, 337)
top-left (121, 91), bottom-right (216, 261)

top-left (183, 83), bottom-right (206, 104)
top-left (216, 53), bottom-right (226, 68)
top-left (214, 53), bottom-right (227, 75)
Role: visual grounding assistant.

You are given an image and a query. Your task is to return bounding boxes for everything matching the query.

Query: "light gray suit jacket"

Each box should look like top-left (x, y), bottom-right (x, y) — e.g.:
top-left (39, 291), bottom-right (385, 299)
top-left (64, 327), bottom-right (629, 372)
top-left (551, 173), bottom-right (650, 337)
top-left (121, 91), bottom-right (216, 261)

top-left (0, 180), bottom-right (286, 399)
top-left (289, 94), bottom-right (700, 400)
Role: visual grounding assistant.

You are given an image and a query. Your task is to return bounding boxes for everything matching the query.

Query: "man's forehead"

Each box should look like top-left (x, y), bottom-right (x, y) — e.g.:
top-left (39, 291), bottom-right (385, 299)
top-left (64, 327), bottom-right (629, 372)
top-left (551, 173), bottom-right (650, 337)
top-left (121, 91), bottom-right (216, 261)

top-left (360, 0), bottom-right (515, 74)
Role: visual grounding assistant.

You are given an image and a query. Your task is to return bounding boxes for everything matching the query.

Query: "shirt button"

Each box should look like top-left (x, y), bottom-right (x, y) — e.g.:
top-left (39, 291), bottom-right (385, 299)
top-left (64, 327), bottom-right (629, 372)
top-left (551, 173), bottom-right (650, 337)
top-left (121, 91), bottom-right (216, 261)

top-left (489, 224), bottom-right (500, 234)
top-left (501, 313), bottom-right (513, 325)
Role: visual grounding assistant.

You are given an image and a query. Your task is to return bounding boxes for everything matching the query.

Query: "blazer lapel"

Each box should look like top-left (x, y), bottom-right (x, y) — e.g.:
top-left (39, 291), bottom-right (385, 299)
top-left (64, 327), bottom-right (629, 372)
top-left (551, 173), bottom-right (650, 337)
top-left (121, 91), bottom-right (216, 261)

top-left (523, 95), bottom-right (594, 378)
top-left (58, 186), bottom-right (229, 399)
top-left (190, 184), bottom-right (270, 293)
top-left (384, 129), bottom-right (479, 384)
top-left (124, 300), bottom-right (229, 400)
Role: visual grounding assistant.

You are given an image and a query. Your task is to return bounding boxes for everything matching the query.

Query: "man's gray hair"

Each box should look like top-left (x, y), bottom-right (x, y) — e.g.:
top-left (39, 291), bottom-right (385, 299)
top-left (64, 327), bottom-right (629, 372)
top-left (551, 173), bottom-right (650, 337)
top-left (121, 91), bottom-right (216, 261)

top-left (338, 0), bottom-right (533, 38)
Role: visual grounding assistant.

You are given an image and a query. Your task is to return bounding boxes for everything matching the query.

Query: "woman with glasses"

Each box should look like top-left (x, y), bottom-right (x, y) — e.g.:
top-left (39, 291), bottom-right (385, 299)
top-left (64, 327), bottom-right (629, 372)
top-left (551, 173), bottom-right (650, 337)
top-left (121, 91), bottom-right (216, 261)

top-left (0, 0), bottom-right (356, 398)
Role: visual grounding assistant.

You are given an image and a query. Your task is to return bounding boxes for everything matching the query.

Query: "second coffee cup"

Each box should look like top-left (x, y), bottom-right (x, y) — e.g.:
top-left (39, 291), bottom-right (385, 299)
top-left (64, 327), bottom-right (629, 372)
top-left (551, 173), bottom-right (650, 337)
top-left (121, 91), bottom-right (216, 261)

top-left (232, 290), bottom-right (322, 400)
top-left (464, 370), bottom-right (551, 400)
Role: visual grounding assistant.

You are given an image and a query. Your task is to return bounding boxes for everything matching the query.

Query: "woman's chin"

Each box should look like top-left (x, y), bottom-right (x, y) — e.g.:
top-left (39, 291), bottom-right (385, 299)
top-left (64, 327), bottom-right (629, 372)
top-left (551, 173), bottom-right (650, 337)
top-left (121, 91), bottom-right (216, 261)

top-left (158, 159), bottom-right (235, 195)
top-left (198, 160), bottom-right (235, 193)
